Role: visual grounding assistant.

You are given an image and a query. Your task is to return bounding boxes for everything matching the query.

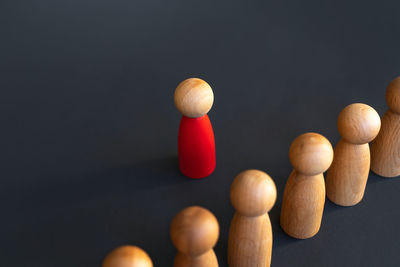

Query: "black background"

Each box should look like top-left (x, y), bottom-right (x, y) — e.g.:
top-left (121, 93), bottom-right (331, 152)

top-left (1, 0), bottom-right (400, 266)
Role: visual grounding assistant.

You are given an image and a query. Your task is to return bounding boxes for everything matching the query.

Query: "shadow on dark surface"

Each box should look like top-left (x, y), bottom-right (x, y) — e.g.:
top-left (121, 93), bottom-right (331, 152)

top-left (14, 155), bottom-right (187, 207)
top-left (367, 171), bottom-right (396, 184)
top-left (270, 202), bottom-right (302, 248)
top-left (1, 156), bottom-right (189, 267)
top-left (99, 155), bottom-right (188, 193)
top-left (324, 198), bottom-right (348, 213)
top-left (270, 178), bottom-right (364, 249)
top-left (270, 170), bottom-right (394, 249)
top-left (214, 216), bottom-right (229, 266)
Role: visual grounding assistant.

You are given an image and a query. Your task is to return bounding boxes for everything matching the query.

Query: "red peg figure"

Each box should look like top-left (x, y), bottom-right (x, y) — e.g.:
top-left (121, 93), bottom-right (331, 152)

top-left (174, 78), bottom-right (216, 179)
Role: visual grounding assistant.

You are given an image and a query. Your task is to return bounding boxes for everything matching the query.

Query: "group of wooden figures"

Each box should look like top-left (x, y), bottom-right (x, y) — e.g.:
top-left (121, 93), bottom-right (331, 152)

top-left (102, 77), bottom-right (400, 266)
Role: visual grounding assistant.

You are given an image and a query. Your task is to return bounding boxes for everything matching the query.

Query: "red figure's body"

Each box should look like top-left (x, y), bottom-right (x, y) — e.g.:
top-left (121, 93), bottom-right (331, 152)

top-left (178, 115), bottom-right (216, 179)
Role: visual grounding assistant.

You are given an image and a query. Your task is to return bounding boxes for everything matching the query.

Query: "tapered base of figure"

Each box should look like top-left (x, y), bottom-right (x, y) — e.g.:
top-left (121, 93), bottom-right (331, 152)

top-left (178, 115), bottom-right (216, 179)
top-left (280, 171), bottom-right (325, 239)
top-left (371, 111), bottom-right (400, 178)
top-left (228, 214), bottom-right (272, 267)
top-left (326, 141), bottom-right (370, 206)
top-left (174, 250), bottom-right (218, 267)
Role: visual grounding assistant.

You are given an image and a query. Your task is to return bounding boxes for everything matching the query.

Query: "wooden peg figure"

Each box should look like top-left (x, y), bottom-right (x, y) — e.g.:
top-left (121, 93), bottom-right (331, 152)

top-left (371, 77), bottom-right (400, 177)
top-left (280, 133), bottom-right (333, 239)
top-left (174, 78), bottom-right (216, 179)
top-left (102, 245), bottom-right (153, 267)
top-left (326, 103), bottom-right (381, 206)
top-left (228, 169), bottom-right (277, 267)
top-left (170, 206), bottom-right (219, 267)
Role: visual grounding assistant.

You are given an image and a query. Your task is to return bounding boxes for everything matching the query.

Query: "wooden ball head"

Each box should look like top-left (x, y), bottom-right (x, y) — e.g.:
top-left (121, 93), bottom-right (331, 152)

top-left (174, 78), bottom-right (214, 118)
top-left (371, 77), bottom-right (400, 177)
top-left (102, 245), bottom-right (153, 267)
top-left (289, 132), bottom-right (334, 176)
top-left (170, 206), bottom-right (219, 267)
top-left (280, 133), bottom-right (333, 239)
top-left (326, 103), bottom-right (381, 206)
top-left (230, 170), bottom-right (276, 216)
top-left (337, 103), bottom-right (381, 145)
top-left (228, 169), bottom-right (276, 267)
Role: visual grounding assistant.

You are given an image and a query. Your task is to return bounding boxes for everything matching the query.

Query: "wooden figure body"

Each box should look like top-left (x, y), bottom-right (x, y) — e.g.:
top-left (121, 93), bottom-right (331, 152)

top-left (102, 245), bottom-right (153, 267)
top-left (281, 170), bottom-right (326, 239)
top-left (326, 103), bottom-right (381, 206)
top-left (174, 78), bottom-right (216, 179)
top-left (170, 206), bottom-right (219, 267)
top-left (280, 133), bottom-right (333, 239)
top-left (227, 169), bottom-right (276, 267)
top-left (371, 77), bottom-right (400, 177)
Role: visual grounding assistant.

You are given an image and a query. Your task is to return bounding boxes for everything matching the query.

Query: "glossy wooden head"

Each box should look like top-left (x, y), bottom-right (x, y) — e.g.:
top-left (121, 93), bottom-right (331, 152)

top-left (230, 169), bottom-right (276, 216)
top-left (174, 78), bottom-right (214, 118)
top-left (170, 206), bottom-right (219, 257)
top-left (386, 76), bottom-right (400, 114)
top-left (337, 103), bottom-right (381, 144)
top-left (289, 132), bottom-right (334, 176)
top-left (102, 245), bottom-right (153, 267)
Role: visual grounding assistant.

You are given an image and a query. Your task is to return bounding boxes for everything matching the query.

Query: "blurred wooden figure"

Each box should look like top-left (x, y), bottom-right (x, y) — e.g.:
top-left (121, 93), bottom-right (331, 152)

top-left (326, 103), bottom-right (381, 206)
top-left (280, 133), bottom-right (333, 239)
top-left (371, 77), bottom-right (400, 177)
top-left (102, 245), bottom-right (153, 267)
top-left (170, 206), bottom-right (219, 267)
top-left (228, 169), bottom-right (277, 267)
top-left (174, 78), bottom-right (216, 179)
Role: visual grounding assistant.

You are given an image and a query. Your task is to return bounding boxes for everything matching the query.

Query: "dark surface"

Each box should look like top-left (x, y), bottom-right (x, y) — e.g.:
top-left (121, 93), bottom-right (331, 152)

top-left (1, 0), bottom-right (400, 266)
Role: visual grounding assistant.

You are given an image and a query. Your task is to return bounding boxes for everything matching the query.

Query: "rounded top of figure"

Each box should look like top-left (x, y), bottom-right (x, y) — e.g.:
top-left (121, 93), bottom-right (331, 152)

top-left (102, 245), bottom-right (153, 267)
top-left (230, 169), bottom-right (277, 217)
top-left (386, 76), bottom-right (400, 114)
top-left (174, 78), bottom-right (214, 118)
top-left (337, 103), bottom-right (381, 144)
top-left (289, 132), bottom-right (334, 176)
top-left (170, 206), bottom-right (219, 257)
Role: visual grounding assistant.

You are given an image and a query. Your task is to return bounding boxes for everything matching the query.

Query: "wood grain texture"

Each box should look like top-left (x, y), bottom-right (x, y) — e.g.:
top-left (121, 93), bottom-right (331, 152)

top-left (337, 103), bottom-right (381, 145)
top-left (371, 111), bottom-right (400, 177)
top-left (102, 245), bottom-right (153, 267)
top-left (326, 140), bottom-right (370, 206)
top-left (280, 171), bottom-right (326, 239)
top-left (174, 78), bottom-right (214, 118)
top-left (227, 169), bottom-right (276, 267)
top-left (174, 250), bottom-right (219, 267)
top-left (371, 77), bottom-right (400, 177)
top-left (170, 206), bottom-right (219, 267)
top-left (385, 76), bottom-right (400, 114)
top-left (326, 103), bottom-right (380, 206)
top-left (288, 133), bottom-right (334, 176)
top-left (280, 133), bottom-right (333, 239)
top-left (228, 213), bottom-right (272, 267)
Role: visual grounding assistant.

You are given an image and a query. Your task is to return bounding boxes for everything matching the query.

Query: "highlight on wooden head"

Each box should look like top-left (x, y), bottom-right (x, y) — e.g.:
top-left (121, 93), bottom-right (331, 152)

top-left (174, 78), bottom-right (214, 118)
top-left (170, 206), bottom-right (219, 257)
top-left (230, 169), bottom-right (277, 216)
top-left (337, 103), bottom-right (381, 144)
top-left (102, 245), bottom-right (153, 267)
top-left (289, 132), bottom-right (334, 176)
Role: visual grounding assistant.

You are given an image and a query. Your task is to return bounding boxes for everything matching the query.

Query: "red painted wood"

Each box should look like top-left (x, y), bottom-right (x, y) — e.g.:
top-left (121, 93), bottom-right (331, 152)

top-left (178, 115), bottom-right (216, 179)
